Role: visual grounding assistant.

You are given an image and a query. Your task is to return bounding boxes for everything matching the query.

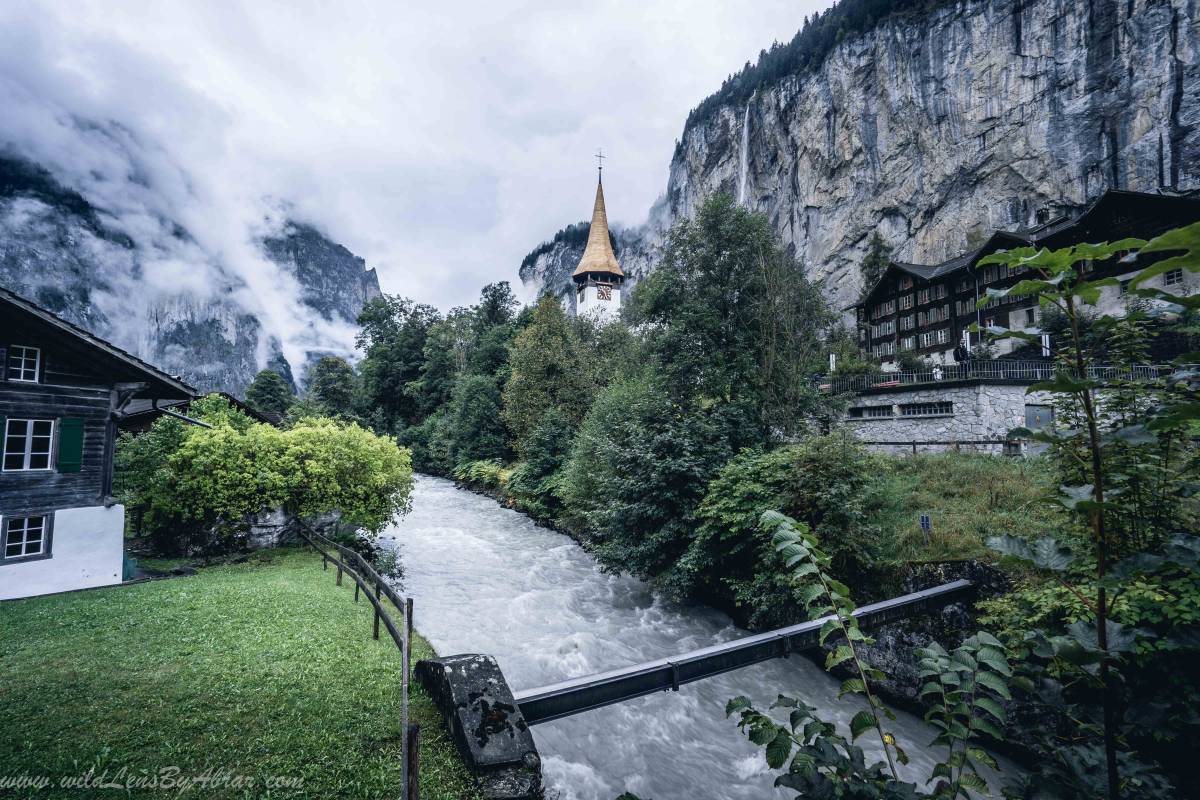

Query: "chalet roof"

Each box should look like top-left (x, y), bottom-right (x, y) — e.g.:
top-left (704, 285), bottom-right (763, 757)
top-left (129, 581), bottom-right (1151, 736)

top-left (856, 189), bottom-right (1200, 307)
top-left (572, 176), bottom-right (624, 278)
top-left (0, 285), bottom-right (196, 400)
top-left (118, 392), bottom-right (273, 426)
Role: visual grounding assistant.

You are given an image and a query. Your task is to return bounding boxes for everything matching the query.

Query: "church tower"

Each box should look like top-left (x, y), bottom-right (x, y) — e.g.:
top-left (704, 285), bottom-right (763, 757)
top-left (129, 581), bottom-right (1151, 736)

top-left (572, 157), bottom-right (624, 322)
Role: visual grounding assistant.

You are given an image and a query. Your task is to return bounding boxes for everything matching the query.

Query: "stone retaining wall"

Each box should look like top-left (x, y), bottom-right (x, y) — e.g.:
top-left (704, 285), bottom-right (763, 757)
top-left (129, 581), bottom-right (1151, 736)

top-left (839, 381), bottom-right (1051, 454)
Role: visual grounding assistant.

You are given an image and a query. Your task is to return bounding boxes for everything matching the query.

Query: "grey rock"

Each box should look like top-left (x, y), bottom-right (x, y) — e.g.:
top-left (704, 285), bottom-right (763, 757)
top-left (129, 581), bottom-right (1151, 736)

top-left (415, 654), bottom-right (543, 800)
top-left (526, 0), bottom-right (1200, 317)
top-left (0, 156), bottom-right (380, 395)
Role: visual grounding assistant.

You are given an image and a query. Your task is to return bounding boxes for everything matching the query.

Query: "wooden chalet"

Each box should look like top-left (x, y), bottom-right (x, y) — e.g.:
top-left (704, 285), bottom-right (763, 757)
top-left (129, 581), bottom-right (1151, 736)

top-left (853, 189), bottom-right (1200, 366)
top-left (1, 286), bottom-right (195, 599)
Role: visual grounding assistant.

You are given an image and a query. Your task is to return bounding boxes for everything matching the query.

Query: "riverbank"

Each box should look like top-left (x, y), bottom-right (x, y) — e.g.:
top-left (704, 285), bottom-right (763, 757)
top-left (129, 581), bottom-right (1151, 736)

top-left (0, 548), bottom-right (479, 799)
top-left (447, 454), bottom-right (1047, 741)
top-left (389, 474), bottom-right (1021, 799)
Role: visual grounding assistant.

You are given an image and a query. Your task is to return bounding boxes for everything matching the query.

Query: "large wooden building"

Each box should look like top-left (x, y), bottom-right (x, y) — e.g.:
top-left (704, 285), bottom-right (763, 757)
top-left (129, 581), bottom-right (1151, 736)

top-left (1, 287), bottom-right (195, 599)
top-left (854, 190), bottom-right (1200, 366)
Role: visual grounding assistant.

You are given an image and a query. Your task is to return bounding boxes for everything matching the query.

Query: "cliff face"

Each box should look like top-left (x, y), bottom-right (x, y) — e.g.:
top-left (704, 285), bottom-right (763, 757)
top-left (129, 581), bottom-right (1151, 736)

top-left (0, 157), bottom-right (379, 394)
top-left (527, 0), bottom-right (1200, 313)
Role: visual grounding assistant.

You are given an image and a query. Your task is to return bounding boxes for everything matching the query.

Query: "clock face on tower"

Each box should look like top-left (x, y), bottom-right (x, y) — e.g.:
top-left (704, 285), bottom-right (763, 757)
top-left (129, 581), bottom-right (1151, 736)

top-left (596, 286), bottom-right (612, 301)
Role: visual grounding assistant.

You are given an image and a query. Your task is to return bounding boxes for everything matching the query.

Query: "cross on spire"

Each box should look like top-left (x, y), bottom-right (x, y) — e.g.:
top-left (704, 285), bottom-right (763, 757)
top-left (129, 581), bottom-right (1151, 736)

top-left (595, 148), bottom-right (605, 180)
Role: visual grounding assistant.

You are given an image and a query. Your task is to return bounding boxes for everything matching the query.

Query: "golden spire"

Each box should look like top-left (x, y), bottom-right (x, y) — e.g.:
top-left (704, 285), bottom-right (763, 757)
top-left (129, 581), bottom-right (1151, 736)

top-left (573, 159), bottom-right (624, 278)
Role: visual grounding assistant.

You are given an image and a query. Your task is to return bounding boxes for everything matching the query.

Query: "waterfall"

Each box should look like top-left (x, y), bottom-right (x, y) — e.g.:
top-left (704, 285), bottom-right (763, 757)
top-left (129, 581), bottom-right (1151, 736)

top-left (737, 101), bottom-right (751, 205)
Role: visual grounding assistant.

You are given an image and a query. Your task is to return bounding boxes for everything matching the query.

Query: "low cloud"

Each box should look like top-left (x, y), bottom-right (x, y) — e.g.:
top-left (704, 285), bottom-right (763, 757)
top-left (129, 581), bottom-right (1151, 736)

top-left (0, 0), bottom-right (834, 342)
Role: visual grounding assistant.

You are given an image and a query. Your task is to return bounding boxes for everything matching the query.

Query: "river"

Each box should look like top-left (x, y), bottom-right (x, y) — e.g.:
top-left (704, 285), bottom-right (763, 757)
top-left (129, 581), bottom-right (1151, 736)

top-left (384, 475), bottom-right (1011, 800)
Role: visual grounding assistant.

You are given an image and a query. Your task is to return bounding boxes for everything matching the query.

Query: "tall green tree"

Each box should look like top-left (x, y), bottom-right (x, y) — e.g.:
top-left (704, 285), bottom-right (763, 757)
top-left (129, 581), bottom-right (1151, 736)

top-left (446, 374), bottom-right (510, 466)
top-left (859, 230), bottom-right (892, 299)
top-left (306, 356), bottom-right (357, 414)
top-left (631, 193), bottom-right (833, 441)
top-left (355, 295), bottom-right (440, 431)
top-left (560, 373), bottom-right (734, 582)
top-left (502, 295), bottom-right (593, 456)
top-left (244, 369), bottom-right (294, 416)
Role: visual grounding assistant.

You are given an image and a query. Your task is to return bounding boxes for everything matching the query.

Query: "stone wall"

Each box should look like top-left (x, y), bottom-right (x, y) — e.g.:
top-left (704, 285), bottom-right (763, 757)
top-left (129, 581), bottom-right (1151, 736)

top-left (840, 381), bottom-right (1051, 454)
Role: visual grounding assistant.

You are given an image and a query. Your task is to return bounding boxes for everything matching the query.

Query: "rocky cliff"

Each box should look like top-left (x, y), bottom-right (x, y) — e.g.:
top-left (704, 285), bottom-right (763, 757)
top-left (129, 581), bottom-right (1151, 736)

top-left (525, 0), bottom-right (1200, 313)
top-left (0, 156), bottom-right (379, 394)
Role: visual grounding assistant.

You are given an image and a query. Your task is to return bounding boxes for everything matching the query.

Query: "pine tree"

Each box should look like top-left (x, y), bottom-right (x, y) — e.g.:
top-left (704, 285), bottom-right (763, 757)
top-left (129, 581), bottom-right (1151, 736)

top-left (244, 369), bottom-right (294, 416)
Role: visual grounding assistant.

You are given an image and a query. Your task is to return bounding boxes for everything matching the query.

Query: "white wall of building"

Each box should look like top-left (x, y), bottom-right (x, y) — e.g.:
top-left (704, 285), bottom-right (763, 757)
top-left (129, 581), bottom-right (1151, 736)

top-left (576, 283), bottom-right (622, 323)
top-left (0, 504), bottom-right (125, 600)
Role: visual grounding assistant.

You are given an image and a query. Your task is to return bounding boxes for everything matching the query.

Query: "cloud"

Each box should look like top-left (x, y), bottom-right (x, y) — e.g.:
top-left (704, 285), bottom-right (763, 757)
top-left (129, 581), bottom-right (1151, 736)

top-left (0, 0), bottom-right (836, 329)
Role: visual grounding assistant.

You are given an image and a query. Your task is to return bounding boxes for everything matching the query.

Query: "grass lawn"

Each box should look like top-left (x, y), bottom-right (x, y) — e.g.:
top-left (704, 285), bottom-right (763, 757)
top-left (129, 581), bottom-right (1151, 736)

top-left (0, 548), bottom-right (479, 799)
top-left (869, 453), bottom-right (1064, 563)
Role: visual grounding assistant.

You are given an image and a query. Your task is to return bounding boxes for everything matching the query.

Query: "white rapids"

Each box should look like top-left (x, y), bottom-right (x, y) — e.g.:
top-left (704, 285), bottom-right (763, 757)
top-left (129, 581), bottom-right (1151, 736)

top-left (384, 474), bottom-right (1014, 800)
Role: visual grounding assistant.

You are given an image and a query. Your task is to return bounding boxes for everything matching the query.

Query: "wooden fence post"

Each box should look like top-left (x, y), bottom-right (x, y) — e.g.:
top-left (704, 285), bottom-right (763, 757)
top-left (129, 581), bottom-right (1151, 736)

top-left (373, 581), bottom-right (381, 640)
top-left (406, 724), bottom-right (420, 800)
top-left (354, 582), bottom-right (360, 602)
top-left (336, 564), bottom-right (343, 586)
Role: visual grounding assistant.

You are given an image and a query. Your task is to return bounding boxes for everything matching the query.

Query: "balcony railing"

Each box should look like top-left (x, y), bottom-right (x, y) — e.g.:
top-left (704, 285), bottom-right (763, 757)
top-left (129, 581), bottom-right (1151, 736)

top-left (821, 360), bottom-right (1185, 395)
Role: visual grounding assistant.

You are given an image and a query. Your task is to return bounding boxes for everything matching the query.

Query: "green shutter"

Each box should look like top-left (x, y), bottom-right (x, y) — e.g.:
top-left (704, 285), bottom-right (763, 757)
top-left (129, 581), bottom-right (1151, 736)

top-left (57, 418), bottom-right (84, 473)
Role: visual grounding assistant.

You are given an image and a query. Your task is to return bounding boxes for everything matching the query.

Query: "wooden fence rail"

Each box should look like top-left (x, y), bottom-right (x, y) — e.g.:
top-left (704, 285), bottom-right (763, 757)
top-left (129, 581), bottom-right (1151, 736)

top-left (293, 518), bottom-right (417, 800)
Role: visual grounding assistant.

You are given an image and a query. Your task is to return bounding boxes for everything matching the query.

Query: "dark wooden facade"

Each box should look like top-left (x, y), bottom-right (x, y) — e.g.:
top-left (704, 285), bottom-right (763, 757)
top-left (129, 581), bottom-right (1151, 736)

top-left (1, 287), bottom-right (194, 520)
top-left (854, 190), bottom-right (1200, 364)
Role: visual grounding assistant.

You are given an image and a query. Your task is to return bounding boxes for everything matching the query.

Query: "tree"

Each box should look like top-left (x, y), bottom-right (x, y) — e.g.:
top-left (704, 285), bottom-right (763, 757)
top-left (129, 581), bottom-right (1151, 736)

top-left (502, 295), bottom-right (593, 456)
top-left (859, 231), bottom-right (892, 299)
top-left (559, 374), bottom-right (734, 581)
top-left (446, 374), bottom-right (510, 466)
top-left (355, 295), bottom-right (440, 430)
top-left (244, 369), bottom-right (294, 416)
top-left (630, 193), bottom-right (834, 442)
top-left (306, 356), bottom-right (357, 414)
top-left (681, 436), bottom-right (885, 628)
top-left (972, 225), bottom-right (1200, 798)
top-left (115, 394), bottom-right (413, 554)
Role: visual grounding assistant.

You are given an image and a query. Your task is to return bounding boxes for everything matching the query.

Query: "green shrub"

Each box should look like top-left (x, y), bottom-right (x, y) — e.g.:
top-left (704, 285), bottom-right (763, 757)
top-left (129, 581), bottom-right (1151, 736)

top-left (116, 395), bottom-right (413, 554)
top-left (680, 434), bottom-right (885, 628)
top-left (453, 459), bottom-right (510, 493)
top-left (560, 374), bottom-right (733, 581)
top-left (505, 408), bottom-right (575, 522)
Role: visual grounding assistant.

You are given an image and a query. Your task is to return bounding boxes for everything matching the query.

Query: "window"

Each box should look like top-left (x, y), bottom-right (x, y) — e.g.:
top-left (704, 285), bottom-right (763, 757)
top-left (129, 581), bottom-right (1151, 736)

top-left (899, 315), bottom-right (915, 331)
top-left (872, 341), bottom-right (895, 357)
top-left (1024, 308), bottom-right (1037, 327)
top-left (849, 405), bottom-right (894, 419)
top-left (3, 515), bottom-right (50, 560)
top-left (899, 277), bottom-right (913, 290)
top-left (870, 320), bottom-right (895, 338)
top-left (899, 294), bottom-right (914, 310)
top-left (871, 299), bottom-right (896, 320)
top-left (3, 419), bottom-right (54, 471)
top-left (935, 328), bottom-right (950, 345)
top-left (900, 401), bottom-right (953, 417)
top-left (917, 288), bottom-right (931, 305)
top-left (899, 336), bottom-right (916, 351)
top-left (6, 346), bottom-right (40, 383)
top-left (934, 284), bottom-right (948, 300)
top-left (1164, 269), bottom-right (1184, 287)
top-left (1119, 279), bottom-right (1131, 295)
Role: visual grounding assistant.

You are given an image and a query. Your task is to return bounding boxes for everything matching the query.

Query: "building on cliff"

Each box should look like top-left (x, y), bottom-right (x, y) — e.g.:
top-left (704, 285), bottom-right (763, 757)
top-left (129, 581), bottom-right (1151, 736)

top-left (571, 164), bottom-right (625, 323)
top-left (0, 286), bottom-right (196, 599)
top-left (853, 189), bottom-right (1200, 367)
top-left (834, 188), bottom-right (1200, 455)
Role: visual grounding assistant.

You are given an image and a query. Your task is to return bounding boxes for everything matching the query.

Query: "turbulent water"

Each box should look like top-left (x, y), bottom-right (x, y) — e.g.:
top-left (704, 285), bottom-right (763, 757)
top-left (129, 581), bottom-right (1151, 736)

top-left (385, 475), bottom-right (1011, 800)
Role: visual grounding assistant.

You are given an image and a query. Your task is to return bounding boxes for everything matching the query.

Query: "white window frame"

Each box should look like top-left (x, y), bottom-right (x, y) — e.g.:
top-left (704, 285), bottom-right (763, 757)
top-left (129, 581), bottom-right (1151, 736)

top-left (2, 418), bottom-right (55, 472)
top-left (2, 515), bottom-right (51, 561)
top-left (7, 345), bottom-right (41, 383)
top-left (1163, 268), bottom-right (1184, 287)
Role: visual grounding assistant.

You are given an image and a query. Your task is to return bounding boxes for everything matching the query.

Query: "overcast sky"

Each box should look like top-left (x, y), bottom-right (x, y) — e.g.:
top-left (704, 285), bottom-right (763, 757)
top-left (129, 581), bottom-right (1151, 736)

top-left (1, 0), bottom-right (836, 312)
